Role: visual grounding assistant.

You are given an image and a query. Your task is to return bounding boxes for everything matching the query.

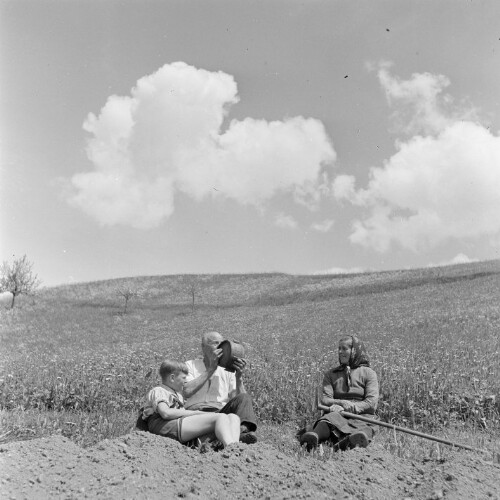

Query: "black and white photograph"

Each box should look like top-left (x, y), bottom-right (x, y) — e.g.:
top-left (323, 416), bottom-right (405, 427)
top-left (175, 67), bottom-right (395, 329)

top-left (1, 1), bottom-right (499, 498)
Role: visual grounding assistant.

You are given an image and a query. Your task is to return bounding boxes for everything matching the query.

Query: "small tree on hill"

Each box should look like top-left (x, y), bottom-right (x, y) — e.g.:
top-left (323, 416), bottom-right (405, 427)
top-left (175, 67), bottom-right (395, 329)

top-left (0, 255), bottom-right (41, 309)
top-left (117, 285), bottom-right (141, 313)
top-left (185, 277), bottom-right (198, 312)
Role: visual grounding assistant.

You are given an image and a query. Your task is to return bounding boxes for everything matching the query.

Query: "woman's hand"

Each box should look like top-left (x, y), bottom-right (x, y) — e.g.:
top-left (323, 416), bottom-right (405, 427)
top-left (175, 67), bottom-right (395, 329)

top-left (338, 400), bottom-right (357, 413)
top-left (328, 404), bottom-right (344, 413)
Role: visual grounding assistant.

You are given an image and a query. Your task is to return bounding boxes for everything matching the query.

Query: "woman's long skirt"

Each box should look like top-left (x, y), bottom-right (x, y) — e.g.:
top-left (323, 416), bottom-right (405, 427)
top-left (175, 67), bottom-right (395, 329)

top-left (316, 412), bottom-right (377, 443)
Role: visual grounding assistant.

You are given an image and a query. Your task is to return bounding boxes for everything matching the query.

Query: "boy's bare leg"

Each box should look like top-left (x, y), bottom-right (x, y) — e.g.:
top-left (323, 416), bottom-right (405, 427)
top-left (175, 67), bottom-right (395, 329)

top-left (213, 414), bottom-right (238, 447)
top-left (227, 414), bottom-right (241, 443)
top-left (180, 414), bottom-right (236, 447)
top-left (180, 414), bottom-right (220, 443)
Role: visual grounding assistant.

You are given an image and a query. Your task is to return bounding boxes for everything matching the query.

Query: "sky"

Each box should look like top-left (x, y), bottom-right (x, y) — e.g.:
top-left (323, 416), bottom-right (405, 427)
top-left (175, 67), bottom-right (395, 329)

top-left (1, 0), bottom-right (500, 287)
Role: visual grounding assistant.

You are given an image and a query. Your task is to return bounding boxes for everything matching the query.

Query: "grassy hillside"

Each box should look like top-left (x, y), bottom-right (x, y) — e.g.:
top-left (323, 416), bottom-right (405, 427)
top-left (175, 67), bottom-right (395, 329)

top-left (1, 260), bottom-right (499, 448)
top-left (39, 259), bottom-right (498, 307)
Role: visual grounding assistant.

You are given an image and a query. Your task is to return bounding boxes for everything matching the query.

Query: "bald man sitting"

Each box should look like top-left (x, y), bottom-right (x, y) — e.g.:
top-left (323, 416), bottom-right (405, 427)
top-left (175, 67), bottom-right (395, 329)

top-left (183, 331), bottom-right (258, 444)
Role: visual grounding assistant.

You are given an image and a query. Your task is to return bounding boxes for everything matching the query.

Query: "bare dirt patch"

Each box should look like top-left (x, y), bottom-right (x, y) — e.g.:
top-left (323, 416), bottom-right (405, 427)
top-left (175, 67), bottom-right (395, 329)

top-left (1, 431), bottom-right (499, 499)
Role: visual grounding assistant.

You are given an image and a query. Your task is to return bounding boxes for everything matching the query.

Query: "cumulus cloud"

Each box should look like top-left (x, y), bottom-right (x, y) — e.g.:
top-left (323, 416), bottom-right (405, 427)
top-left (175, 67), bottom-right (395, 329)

top-left (332, 175), bottom-right (354, 200)
top-left (375, 61), bottom-right (477, 136)
top-left (293, 172), bottom-right (331, 211)
top-left (312, 266), bottom-right (365, 275)
top-left (428, 253), bottom-right (479, 267)
top-left (67, 62), bottom-right (335, 228)
top-left (274, 213), bottom-right (298, 229)
top-left (311, 219), bottom-right (334, 232)
top-left (335, 65), bottom-right (500, 252)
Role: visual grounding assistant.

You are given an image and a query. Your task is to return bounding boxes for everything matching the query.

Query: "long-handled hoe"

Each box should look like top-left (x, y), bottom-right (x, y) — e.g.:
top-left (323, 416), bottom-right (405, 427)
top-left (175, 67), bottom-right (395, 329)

top-left (316, 404), bottom-right (495, 458)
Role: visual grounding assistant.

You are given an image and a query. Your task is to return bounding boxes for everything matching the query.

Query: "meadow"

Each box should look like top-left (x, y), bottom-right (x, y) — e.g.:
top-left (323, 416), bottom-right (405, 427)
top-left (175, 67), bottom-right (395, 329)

top-left (1, 260), bottom-right (499, 459)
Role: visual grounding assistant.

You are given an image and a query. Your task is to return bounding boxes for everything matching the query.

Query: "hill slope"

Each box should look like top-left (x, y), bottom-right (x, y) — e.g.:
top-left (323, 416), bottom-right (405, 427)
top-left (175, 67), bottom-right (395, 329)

top-left (1, 260), bottom-right (499, 498)
top-left (39, 259), bottom-right (500, 307)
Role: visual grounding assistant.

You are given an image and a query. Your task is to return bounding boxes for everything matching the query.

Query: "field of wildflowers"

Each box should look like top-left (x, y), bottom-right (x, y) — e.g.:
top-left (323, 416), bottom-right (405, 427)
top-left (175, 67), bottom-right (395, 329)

top-left (1, 260), bottom-right (499, 451)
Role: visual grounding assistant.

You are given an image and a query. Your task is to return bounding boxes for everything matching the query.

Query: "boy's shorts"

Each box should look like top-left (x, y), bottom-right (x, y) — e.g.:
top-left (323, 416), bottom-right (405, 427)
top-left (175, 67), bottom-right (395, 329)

top-left (148, 414), bottom-right (187, 442)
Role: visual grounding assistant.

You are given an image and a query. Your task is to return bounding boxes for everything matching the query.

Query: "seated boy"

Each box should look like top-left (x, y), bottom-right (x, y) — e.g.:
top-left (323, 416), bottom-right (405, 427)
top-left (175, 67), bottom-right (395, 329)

top-left (141, 360), bottom-right (240, 448)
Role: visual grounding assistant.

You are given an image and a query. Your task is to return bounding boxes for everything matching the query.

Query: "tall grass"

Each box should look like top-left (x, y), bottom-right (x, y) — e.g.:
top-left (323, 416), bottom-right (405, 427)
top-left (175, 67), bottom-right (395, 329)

top-left (1, 261), bottom-right (499, 450)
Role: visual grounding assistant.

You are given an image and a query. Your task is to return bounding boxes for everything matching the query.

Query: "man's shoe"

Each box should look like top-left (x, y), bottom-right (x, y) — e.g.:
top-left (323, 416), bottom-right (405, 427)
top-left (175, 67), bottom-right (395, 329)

top-left (240, 431), bottom-right (258, 444)
top-left (300, 431), bottom-right (319, 452)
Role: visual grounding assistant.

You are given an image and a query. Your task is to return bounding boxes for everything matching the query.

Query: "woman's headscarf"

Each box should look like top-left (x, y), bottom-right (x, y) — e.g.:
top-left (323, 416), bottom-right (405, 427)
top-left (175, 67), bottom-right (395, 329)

top-left (333, 335), bottom-right (370, 390)
top-left (347, 336), bottom-right (370, 369)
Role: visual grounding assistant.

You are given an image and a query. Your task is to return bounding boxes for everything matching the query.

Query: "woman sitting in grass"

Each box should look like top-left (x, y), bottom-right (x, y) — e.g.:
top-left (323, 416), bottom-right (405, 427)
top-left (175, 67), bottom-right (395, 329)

top-left (300, 335), bottom-right (379, 451)
top-left (141, 360), bottom-right (241, 448)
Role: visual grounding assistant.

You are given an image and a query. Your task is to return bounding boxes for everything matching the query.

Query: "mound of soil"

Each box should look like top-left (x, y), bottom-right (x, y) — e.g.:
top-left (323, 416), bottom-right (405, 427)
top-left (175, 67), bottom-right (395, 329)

top-left (1, 431), bottom-right (499, 499)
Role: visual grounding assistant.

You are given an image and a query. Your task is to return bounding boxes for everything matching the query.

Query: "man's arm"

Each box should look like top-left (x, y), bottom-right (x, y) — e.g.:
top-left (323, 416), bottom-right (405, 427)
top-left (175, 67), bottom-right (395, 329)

top-left (183, 349), bottom-right (222, 399)
top-left (228, 358), bottom-right (247, 398)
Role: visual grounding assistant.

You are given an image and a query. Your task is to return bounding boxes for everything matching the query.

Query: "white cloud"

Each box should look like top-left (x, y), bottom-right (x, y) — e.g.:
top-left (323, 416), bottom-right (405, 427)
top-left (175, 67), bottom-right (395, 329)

top-left (332, 175), bottom-right (358, 204)
top-left (336, 66), bottom-right (500, 252)
top-left (428, 253), bottom-right (479, 267)
top-left (448, 253), bottom-right (478, 265)
top-left (376, 62), bottom-right (477, 136)
top-left (274, 213), bottom-right (298, 229)
top-left (311, 219), bottom-right (334, 232)
top-left (293, 172), bottom-right (331, 211)
top-left (67, 62), bottom-right (336, 228)
top-left (313, 266), bottom-right (364, 275)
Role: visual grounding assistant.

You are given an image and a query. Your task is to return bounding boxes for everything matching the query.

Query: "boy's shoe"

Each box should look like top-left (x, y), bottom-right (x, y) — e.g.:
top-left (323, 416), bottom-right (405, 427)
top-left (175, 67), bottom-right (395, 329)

top-left (300, 431), bottom-right (319, 451)
top-left (239, 431), bottom-right (258, 444)
top-left (186, 437), bottom-right (202, 449)
top-left (211, 440), bottom-right (225, 452)
top-left (134, 408), bottom-right (150, 432)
